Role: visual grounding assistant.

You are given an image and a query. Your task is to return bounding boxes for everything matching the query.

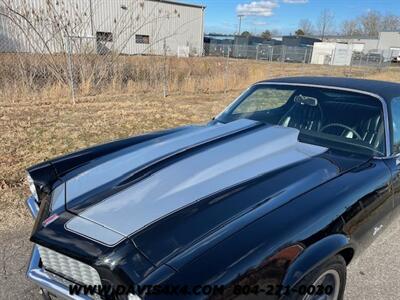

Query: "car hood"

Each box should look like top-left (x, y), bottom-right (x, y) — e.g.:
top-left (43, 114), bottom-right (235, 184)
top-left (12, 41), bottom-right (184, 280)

top-left (59, 119), bottom-right (369, 264)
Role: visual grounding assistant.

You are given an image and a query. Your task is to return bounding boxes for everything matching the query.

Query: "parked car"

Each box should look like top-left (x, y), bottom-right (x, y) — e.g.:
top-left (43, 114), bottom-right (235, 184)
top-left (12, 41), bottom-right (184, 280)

top-left (352, 52), bottom-right (390, 65)
top-left (364, 52), bottom-right (384, 63)
top-left (351, 51), bottom-right (363, 63)
top-left (392, 55), bottom-right (400, 63)
top-left (26, 77), bottom-right (400, 300)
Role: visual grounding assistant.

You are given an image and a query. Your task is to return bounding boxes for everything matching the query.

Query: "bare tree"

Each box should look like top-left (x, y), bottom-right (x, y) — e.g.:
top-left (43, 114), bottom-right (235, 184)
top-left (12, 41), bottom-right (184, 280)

top-left (382, 14), bottom-right (400, 31)
top-left (260, 30), bottom-right (271, 40)
top-left (339, 11), bottom-right (400, 37)
top-left (241, 31), bottom-right (252, 38)
top-left (341, 20), bottom-right (362, 36)
top-left (295, 29), bottom-right (305, 36)
top-left (0, 0), bottom-right (189, 101)
top-left (358, 10), bottom-right (382, 37)
top-left (317, 9), bottom-right (335, 39)
top-left (298, 19), bottom-right (314, 36)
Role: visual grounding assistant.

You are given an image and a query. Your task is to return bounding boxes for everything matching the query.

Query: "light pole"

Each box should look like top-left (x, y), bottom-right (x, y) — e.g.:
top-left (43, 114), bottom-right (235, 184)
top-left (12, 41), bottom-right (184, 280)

top-left (238, 14), bottom-right (244, 35)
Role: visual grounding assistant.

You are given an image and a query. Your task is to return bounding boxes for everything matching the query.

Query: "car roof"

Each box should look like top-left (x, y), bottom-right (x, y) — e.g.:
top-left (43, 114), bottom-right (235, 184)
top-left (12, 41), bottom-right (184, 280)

top-left (259, 76), bottom-right (400, 103)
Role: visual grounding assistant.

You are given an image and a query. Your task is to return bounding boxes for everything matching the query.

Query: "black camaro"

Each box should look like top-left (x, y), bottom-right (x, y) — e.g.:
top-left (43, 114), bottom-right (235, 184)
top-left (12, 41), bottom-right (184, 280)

top-left (25, 77), bottom-right (400, 300)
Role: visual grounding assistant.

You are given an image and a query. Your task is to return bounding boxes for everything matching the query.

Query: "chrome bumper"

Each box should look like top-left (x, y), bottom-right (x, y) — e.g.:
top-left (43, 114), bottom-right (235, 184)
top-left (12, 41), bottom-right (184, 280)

top-left (25, 196), bottom-right (93, 300)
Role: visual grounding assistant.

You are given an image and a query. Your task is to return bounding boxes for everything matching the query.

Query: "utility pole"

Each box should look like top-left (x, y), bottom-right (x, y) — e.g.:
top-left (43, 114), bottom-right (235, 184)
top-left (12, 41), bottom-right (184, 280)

top-left (89, 0), bottom-right (94, 36)
top-left (162, 38), bottom-right (168, 98)
top-left (66, 36), bottom-right (76, 105)
top-left (238, 14), bottom-right (244, 35)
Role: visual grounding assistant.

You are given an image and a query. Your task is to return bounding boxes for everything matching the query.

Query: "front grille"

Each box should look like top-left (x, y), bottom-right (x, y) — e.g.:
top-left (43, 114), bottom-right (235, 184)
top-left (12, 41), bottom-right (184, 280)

top-left (38, 245), bottom-right (102, 286)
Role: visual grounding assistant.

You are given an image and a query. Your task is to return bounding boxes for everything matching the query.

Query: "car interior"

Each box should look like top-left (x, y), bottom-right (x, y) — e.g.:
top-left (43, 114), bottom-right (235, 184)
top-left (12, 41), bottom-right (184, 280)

top-left (222, 86), bottom-right (386, 155)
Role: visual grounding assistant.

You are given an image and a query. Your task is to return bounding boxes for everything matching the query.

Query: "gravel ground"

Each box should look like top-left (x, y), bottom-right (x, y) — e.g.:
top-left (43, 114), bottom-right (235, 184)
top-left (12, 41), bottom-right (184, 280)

top-left (0, 217), bottom-right (399, 300)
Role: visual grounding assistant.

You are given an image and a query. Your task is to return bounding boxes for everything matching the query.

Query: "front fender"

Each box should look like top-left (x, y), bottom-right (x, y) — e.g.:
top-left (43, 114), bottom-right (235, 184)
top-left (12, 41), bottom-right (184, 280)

top-left (282, 234), bottom-right (353, 288)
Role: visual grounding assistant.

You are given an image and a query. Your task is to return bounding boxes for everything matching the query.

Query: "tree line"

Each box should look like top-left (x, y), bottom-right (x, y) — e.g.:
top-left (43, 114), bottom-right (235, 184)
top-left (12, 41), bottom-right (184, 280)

top-left (239, 9), bottom-right (400, 40)
top-left (299, 9), bottom-right (400, 38)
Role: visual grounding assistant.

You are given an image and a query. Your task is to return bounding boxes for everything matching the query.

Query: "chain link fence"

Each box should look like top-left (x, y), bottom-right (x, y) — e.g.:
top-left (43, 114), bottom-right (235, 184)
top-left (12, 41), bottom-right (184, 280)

top-left (204, 42), bottom-right (398, 70)
top-left (204, 43), bottom-right (313, 63)
top-left (350, 51), bottom-right (393, 68)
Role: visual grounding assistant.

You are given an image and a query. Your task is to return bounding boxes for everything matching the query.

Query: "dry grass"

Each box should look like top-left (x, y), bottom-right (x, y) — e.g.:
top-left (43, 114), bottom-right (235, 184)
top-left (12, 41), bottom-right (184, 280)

top-left (3, 54), bottom-right (398, 101)
top-left (1, 57), bottom-right (399, 232)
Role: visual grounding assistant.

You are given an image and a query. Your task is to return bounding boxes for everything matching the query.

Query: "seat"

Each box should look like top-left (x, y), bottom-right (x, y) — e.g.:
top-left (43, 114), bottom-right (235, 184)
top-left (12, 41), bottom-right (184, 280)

top-left (357, 114), bottom-right (384, 152)
top-left (279, 102), bottom-right (323, 131)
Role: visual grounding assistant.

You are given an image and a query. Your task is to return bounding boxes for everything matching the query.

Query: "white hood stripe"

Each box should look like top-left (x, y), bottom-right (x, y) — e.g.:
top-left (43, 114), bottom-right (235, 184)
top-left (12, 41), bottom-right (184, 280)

top-left (66, 119), bottom-right (257, 202)
top-left (66, 125), bottom-right (327, 246)
top-left (65, 216), bottom-right (124, 247)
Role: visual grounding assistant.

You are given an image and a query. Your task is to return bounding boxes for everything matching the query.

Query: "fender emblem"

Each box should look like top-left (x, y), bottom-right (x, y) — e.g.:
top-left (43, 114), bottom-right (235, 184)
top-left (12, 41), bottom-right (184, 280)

top-left (373, 224), bottom-right (383, 236)
top-left (43, 214), bottom-right (59, 227)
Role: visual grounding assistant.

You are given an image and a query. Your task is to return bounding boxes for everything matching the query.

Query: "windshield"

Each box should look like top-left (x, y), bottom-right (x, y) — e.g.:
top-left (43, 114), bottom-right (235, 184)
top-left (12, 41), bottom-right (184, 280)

top-left (217, 84), bottom-right (386, 156)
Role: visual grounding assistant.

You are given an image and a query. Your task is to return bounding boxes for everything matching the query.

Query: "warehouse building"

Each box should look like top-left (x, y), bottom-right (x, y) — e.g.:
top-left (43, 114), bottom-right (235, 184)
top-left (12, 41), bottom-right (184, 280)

top-left (0, 0), bottom-right (205, 56)
top-left (320, 32), bottom-right (400, 57)
top-left (322, 35), bottom-right (379, 53)
top-left (311, 42), bottom-right (364, 66)
top-left (377, 31), bottom-right (400, 58)
top-left (311, 31), bottom-right (400, 66)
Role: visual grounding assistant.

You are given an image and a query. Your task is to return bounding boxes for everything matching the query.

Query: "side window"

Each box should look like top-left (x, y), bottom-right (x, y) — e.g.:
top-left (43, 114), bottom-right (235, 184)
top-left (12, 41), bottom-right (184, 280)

top-left (232, 88), bottom-right (294, 114)
top-left (135, 34), bottom-right (150, 44)
top-left (96, 31), bottom-right (113, 42)
top-left (391, 97), bottom-right (400, 153)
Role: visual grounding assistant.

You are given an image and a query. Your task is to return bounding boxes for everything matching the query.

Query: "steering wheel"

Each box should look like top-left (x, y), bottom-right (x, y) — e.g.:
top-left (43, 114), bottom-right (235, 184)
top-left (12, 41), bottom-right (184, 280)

top-left (320, 123), bottom-right (362, 140)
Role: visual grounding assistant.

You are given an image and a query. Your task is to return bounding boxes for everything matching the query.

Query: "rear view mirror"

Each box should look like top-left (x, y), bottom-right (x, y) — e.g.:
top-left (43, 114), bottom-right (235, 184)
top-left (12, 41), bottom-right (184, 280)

top-left (294, 94), bottom-right (318, 106)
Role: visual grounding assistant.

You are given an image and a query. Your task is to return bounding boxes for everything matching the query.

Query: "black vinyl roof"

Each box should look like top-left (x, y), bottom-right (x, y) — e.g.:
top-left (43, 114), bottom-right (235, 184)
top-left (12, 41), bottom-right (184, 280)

top-left (262, 77), bottom-right (400, 102)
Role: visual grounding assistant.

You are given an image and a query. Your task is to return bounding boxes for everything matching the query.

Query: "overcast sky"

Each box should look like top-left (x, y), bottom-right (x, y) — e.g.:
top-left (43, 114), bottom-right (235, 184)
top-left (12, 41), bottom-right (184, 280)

top-left (186, 0), bottom-right (400, 35)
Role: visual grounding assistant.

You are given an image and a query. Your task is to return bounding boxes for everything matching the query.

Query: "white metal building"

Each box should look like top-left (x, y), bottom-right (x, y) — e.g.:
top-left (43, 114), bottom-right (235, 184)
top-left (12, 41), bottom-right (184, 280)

top-left (377, 32), bottom-right (400, 58)
top-left (311, 42), bottom-right (364, 66)
top-left (0, 0), bottom-right (205, 56)
top-left (322, 36), bottom-right (379, 53)
top-left (320, 32), bottom-right (400, 58)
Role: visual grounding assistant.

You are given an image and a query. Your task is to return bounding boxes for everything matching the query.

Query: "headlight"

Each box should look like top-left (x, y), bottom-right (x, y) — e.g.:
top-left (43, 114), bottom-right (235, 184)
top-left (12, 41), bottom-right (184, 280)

top-left (26, 172), bottom-right (39, 200)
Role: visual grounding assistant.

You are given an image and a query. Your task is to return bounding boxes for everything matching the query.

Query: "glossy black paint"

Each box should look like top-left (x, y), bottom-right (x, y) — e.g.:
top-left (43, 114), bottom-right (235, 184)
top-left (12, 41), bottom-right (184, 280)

top-left (386, 158), bottom-right (400, 214)
top-left (27, 77), bottom-right (400, 299)
top-left (132, 150), bottom-right (361, 267)
top-left (142, 157), bottom-right (394, 299)
top-left (30, 151), bottom-right (396, 299)
top-left (31, 211), bottom-right (157, 290)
